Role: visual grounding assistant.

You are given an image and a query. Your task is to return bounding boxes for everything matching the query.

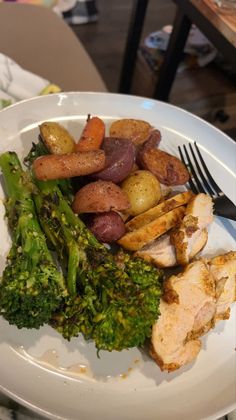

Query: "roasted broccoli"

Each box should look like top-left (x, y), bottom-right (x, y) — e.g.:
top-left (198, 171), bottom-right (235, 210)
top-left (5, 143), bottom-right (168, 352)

top-left (0, 152), bottom-right (66, 329)
top-left (34, 179), bottom-right (163, 351)
top-left (0, 148), bottom-right (163, 351)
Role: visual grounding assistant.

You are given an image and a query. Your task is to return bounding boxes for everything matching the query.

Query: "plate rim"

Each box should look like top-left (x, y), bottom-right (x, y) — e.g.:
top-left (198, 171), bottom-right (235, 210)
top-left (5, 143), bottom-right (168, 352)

top-left (0, 91), bottom-right (235, 420)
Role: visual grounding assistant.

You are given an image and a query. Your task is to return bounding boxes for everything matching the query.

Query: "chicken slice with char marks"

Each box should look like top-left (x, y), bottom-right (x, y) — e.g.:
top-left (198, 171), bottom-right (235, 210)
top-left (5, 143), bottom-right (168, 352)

top-left (135, 193), bottom-right (212, 268)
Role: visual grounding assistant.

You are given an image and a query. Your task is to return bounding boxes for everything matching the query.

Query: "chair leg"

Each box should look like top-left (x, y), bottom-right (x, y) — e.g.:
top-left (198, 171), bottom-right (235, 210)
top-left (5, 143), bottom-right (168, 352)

top-left (118, 0), bottom-right (149, 94)
top-left (154, 9), bottom-right (192, 102)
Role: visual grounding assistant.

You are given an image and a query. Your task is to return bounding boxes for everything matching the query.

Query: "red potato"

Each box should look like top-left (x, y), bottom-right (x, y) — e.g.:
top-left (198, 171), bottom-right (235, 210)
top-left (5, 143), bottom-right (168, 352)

top-left (139, 129), bottom-right (161, 150)
top-left (75, 116), bottom-right (105, 152)
top-left (138, 147), bottom-right (189, 186)
top-left (33, 150), bottom-right (105, 180)
top-left (72, 180), bottom-right (130, 214)
top-left (93, 137), bottom-right (136, 184)
top-left (136, 129), bottom-right (162, 167)
top-left (86, 211), bottom-right (126, 243)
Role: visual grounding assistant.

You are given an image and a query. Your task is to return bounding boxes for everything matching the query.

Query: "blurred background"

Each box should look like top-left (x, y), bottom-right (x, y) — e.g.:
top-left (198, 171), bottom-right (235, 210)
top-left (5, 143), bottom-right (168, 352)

top-left (72, 0), bottom-right (236, 138)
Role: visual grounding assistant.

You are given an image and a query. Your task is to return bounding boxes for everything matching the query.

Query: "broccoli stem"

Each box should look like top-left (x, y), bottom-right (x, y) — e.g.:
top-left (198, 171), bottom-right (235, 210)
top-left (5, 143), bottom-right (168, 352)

top-left (0, 151), bottom-right (34, 225)
top-left (33, 180), bottom-right (89, 297)
top-left (33, 177), bottom-right (164, 351)
top-left (0, 152), bottom-right (66, 329)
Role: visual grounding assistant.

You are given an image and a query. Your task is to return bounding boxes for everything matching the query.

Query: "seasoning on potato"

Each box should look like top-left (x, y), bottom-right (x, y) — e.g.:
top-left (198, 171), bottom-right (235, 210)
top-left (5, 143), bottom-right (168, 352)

top-left (39, 122), bottom-right (76, 154)
top-left (121, 170), bottom-right (162, 216)
top-left (72, 180), bottom-right (130, 214)
top-left (138, 146), bottom-right (190, 186)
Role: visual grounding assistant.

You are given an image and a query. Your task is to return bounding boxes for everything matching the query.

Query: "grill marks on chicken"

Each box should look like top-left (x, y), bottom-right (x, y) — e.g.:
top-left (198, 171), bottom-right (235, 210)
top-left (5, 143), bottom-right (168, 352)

top-left (136, 194), bottom-right (213, 268)
top-left (151, 251), bottom-right (236, 372)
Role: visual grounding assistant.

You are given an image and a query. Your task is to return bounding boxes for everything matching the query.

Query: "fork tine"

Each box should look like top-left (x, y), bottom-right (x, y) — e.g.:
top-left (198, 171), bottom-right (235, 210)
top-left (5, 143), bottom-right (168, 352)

top-left (193, 142), bottom-right (222, 196)
top-left (181, 144), bottom-right (207, 194)
top-left (178, 145), bottom-right (199, 194)
top-left (189, 143), bottom-right (215, 196)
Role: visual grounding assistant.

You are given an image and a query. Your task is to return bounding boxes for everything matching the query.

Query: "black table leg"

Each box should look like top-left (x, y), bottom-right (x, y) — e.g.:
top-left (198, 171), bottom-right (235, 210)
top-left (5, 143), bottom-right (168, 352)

top-left (154, 8), bottom-right (192, 102)
top-left (118, 0), bottom-right (149, 94)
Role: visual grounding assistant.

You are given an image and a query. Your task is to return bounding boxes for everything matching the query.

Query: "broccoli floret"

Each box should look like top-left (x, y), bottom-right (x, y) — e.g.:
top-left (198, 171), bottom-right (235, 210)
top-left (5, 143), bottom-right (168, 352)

top-left (0, 152), bottom-right (66, 329)
top-left (34, 180), bottom-right (163, 351)
top-left (91, 255), bottom-right (163, 351)
top-left (53, 253), bottom-right (163, 351)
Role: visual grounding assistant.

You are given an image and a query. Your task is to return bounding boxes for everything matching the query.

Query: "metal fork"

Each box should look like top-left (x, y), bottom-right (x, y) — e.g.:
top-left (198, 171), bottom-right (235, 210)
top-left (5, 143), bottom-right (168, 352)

top-left (178, 142), bottom-right (236, 221)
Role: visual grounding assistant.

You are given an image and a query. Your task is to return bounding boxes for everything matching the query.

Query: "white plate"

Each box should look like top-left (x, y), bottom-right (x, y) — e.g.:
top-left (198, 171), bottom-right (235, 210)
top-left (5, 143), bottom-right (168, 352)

top-left (0, 92), bottom-right (235, 420)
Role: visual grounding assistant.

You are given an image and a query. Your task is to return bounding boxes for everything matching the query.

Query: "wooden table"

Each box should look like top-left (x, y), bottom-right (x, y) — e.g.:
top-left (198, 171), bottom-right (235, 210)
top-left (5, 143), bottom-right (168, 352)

top-left (119, 0), bottom-right (236, 101)
top-left (194, 0), bottom-right (236, 47)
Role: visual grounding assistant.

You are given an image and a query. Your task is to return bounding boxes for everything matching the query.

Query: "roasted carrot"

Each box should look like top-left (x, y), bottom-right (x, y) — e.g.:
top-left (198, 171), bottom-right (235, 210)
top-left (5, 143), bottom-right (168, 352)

top-left (33, 150), bottom-right (105, 180)
top-left (75, 116), bottom-right (105, 152)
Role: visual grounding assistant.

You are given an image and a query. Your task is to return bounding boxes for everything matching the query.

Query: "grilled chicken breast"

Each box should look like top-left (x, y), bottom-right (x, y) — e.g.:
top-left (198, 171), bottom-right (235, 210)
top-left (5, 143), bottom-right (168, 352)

top-left (151, 252), bottom-right (236, 372)
top-left (171, 193), bottom-right (214, 265)
top-left (136, 194), bottom-right (212, 268)
top-left (210, 252), bottom-right (236, 321)
top-left (136, 228), bottom-right (208, 268)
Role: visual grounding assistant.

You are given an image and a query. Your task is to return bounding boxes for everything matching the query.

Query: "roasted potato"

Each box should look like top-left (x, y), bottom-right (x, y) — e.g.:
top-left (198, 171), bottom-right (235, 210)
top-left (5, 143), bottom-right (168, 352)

top-left (86, 211), bottom-right (126, 243)
top-left (138, 146), bottom-right (189, 186)
top-left (121, 170), bottom-right (162, 216)
top-left (39, 122), bottom-right (76, 154)
top-left (109, 119), bottom-right (152, 146)
top-left (72, 180), bottom-right (130, 214)
top-left (93, 137), bottom-right (135, 184)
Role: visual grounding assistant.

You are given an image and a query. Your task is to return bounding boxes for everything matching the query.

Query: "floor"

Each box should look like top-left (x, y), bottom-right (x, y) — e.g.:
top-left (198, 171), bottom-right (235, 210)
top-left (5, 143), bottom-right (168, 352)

top-left (72, 0), bottom-right (236, 138)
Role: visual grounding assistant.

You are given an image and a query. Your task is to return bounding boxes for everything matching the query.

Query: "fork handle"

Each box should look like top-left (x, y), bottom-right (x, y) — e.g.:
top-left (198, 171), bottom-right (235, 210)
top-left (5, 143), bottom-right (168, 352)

top-left (214, 196), bottom-right (236, 221)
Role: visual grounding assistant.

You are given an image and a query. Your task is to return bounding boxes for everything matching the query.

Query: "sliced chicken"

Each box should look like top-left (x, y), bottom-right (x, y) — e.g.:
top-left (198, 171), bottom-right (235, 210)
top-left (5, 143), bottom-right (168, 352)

top-left (187, 192), bottom-right (214, 228)
top-left (134, 194), bottom-right (212, 268)
top-left (209, 251), bottom-right (236, 321)
top-left (189, 228), bottom-right (208, 259)
top-left (117, 206), bottom-right (185, 251)
top-left (150, 299), bottom-right (202, 372)
top-left (135, 234), bottom-right (177, 268)
top-left (136, 228), bottom-right (208, 268)
top-left (125, 191), bottom-right (193, 232)
top-left (171, 193), bottom-right (213, 265)
top-left (150, 252), bottom-right (236, 372)
top-left (151, 259), bottom-right (216, 371)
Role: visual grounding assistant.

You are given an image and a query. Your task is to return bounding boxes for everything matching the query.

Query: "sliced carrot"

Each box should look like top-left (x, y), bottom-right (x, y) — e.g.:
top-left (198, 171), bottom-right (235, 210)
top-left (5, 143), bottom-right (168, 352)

top-left (75, 116), bottom-right (105, 152)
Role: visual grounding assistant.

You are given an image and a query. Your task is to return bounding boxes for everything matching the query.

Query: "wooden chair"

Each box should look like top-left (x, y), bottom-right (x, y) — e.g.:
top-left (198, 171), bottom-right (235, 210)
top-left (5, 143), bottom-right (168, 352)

top-left (0, 3), bottom-right (107, 92)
